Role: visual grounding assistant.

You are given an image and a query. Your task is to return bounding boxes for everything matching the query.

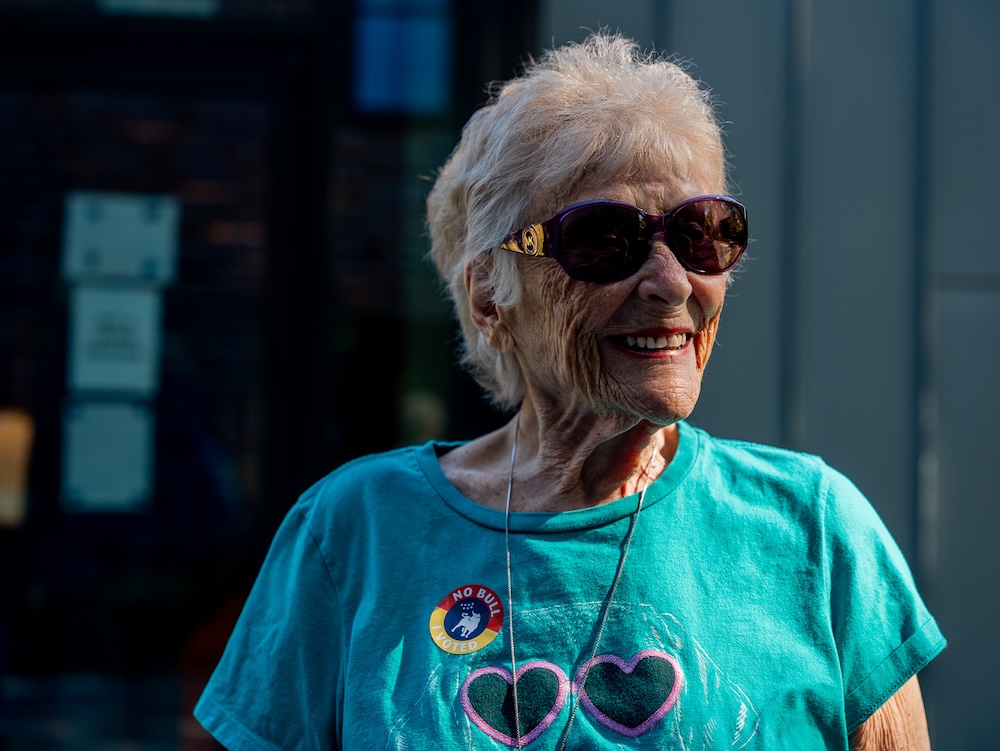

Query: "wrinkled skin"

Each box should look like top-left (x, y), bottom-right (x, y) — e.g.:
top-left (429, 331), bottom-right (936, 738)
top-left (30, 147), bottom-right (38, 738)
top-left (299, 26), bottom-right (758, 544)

top-left (501, 180), bottom-right (724, 429)
top-left (445, 180), bottom-right (726, 512)
top-left (850, 676), bottom-right (931, 751)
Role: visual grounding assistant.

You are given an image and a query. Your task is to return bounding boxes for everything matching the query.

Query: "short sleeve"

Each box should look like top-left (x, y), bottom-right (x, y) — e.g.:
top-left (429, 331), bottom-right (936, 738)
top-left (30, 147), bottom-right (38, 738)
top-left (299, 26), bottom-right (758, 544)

top-left (823, 469), bottom-right (946, 731)
top-left (194, 501), bottom-right (345, 750)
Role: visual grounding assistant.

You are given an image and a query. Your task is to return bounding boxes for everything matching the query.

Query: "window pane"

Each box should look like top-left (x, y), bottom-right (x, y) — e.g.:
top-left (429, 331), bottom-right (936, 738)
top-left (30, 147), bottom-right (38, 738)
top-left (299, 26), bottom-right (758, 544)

top-left (353, 14), bottom-right (452, 115)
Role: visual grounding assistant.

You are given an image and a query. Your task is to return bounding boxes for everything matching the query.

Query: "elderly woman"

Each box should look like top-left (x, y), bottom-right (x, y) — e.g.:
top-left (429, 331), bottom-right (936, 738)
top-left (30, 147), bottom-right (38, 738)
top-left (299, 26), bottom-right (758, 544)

top-left (195, 34), bottom-right (944, 750)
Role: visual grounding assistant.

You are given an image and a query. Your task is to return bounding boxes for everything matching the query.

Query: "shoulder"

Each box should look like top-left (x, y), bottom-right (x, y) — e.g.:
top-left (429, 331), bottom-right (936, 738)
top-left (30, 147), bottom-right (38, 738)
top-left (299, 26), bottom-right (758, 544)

top-left (302, 443), bottom-right (427, 496)
top-left (291, 441), bottom-right (455, 530)
top-left (682, 423), bottom-right (879, 541)
top-left (685, 423), bottom-right (847, 500)
top-left (257, 442), bottom-right (462, 585)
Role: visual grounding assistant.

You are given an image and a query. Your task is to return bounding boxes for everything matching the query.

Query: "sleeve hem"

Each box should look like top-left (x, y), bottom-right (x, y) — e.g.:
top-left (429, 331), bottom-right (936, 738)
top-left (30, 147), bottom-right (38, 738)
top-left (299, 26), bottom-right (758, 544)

top-left (194, 694), bottom-right (285, 751)
top-left (844, 615), bottom-right (946, 732)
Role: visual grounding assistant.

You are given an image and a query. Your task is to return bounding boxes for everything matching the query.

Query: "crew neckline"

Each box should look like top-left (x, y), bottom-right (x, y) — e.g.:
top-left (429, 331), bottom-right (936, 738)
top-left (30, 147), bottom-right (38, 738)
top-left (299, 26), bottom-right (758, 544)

top-left (416, 420), bottom-right (700, 533)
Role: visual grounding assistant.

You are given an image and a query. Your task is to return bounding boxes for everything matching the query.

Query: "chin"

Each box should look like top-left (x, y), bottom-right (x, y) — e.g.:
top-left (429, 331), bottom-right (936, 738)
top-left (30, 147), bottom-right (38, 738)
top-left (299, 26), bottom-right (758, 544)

top-left (646, 385), bottom-right (702, 423)
top-left (596, 392), bottom-right (700, 426)
top-left (587, 367), bottom-right (704, 425)
top-left (634, 383), bottom-right (702, 423)
top-left (643, 406), bottom-right (695, 427)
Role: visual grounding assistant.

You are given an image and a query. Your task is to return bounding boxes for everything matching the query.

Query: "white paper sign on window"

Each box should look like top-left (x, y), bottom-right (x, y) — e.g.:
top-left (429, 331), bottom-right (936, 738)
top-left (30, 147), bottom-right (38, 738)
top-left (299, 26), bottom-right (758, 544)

top-left (61, 401), bottom-right (154, 512)
top-left (67, 286), bottom-right (162, 396)
top-left (62, 191), bottom-right (180, 285)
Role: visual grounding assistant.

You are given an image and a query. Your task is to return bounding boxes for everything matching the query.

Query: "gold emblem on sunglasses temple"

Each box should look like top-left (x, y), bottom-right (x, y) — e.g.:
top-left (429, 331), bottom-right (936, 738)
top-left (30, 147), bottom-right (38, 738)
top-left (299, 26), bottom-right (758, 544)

top-left (520, 226), bottom-right (543, 256)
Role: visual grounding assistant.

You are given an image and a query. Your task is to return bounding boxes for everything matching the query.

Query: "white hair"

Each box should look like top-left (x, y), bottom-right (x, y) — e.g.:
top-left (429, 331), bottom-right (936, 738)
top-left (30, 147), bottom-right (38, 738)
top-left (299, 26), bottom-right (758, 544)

top-left (427, 32), bottom-right (728, 409)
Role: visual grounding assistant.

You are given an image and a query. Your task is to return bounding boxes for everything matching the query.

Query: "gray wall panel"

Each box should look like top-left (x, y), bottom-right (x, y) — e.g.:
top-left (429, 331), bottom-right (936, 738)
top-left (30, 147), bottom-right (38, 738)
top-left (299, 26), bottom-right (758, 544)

top-left (925, 0), bottom-right (1000, 744)
top-left (793, 0), bottom-right (919, 555)
top-left (930, 0), bottom-right (1000, 276)
top-left (931, 290), bottom-right (1000, 749)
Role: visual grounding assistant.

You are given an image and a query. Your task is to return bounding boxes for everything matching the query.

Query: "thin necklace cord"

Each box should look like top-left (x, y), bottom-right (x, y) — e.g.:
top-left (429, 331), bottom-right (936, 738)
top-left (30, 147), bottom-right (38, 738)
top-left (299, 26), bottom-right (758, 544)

top-left (504, 414), bottom-right (521, 747)
top-left (503, 417), bottom-right (656, 750)
top-left (556, 478), bottom-right (647, 751)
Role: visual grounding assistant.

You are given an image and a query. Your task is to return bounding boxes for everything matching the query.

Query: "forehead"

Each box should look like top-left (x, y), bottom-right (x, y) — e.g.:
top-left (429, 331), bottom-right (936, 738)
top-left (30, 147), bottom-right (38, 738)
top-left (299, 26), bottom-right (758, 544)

top-left (519, 151), bottom-right (726, 229)
top-left (567, 180), bottom-right (701, 212)
top-left (534, 173), bottom-right (725, 224)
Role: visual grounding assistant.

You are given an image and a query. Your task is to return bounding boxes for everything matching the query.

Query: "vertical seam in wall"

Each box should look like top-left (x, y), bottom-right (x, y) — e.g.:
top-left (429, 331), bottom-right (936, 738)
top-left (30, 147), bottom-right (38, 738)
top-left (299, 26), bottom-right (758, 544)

top-left (913, 0), bottom-right (937, 596)
top-left (779, 0), bottom-right (810, 450)
top-left (912, 2), bottom-right (940, 741)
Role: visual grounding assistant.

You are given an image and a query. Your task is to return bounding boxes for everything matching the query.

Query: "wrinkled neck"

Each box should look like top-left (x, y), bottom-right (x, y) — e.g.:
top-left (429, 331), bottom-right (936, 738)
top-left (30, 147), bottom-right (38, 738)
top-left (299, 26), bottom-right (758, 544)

top-left (505, 397), bottom-right (679, 512)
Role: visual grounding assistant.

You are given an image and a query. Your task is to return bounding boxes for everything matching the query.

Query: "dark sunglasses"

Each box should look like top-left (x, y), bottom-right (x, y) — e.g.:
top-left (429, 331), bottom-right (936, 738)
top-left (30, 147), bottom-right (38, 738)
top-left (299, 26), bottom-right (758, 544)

top-left (499, 195), bottom-right (748, 283)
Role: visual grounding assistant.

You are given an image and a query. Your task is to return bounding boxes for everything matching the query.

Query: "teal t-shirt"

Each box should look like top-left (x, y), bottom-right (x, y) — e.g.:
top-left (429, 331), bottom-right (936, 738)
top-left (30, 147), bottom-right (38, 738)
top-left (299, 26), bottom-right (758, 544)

top-left (194, 422), bottom-right (945, 749)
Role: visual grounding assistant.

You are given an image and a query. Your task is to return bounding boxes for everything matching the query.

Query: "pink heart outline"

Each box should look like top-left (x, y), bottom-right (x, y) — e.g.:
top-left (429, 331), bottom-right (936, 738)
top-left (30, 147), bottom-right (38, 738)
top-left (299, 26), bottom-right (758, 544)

top-left (461, 661), bottom-right (570, 747)
top-left (575, 649), bottom-right (683, 737)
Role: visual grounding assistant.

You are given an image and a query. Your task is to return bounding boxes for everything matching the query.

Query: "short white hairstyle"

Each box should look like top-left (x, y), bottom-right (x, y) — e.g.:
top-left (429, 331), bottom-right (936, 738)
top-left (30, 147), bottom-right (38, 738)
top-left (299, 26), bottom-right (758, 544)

top-left (427, 32), bottom-right (728, 409)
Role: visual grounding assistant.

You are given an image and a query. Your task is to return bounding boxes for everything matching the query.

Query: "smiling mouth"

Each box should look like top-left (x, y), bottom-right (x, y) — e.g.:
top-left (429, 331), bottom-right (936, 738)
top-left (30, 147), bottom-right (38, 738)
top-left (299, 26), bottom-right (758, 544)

top-left (620, 333), bottom-right (691, 352)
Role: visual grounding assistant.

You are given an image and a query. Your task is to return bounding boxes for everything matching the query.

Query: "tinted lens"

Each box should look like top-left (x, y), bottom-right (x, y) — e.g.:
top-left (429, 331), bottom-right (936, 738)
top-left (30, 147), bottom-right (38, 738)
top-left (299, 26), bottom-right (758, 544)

top-left (555, 203), bottom-right (647, 282)
top-left (666, 199), bottom-right (747, 274)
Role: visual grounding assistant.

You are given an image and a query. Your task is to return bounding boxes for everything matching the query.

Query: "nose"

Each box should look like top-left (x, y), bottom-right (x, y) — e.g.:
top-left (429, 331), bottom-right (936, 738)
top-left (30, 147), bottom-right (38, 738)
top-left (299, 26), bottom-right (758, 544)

top-left (634, 236), bottom-right (693, 306)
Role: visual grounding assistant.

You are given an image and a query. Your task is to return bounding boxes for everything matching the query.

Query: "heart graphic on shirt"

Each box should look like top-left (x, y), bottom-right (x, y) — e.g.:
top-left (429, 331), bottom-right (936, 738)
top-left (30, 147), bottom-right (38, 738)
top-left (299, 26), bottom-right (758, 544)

top-left (461, 661), bottom-right (569, 747)
top-left (576, 650), bottom-right (683, 737)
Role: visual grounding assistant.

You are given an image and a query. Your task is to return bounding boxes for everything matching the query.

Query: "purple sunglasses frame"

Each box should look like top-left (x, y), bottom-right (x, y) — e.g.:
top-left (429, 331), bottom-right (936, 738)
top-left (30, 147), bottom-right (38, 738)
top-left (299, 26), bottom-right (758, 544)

top-left (498, 194), bottom-right (748, 282)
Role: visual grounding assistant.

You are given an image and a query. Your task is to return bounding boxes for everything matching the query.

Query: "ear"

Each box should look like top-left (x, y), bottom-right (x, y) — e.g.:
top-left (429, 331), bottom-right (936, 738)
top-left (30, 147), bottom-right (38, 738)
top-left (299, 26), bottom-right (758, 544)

top-left (465, 257), bottom-right (513, 352)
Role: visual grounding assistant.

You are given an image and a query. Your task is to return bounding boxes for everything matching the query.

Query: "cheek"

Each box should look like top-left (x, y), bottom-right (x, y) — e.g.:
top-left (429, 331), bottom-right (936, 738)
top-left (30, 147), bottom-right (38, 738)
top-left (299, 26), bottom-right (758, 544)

top-left (696, 314), bottom-right (721, 370)
top-left (693, 279), bottom-right (727, 370)
top-left (530, 270), bottom-right (608, 390)
top-left (549, 285), bottom-right (601, 368)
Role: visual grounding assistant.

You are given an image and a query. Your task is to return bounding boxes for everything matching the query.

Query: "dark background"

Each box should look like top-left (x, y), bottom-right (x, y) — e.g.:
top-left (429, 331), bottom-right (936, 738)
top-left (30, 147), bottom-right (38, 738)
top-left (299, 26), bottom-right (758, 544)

top-left (0, 0), bottom-right (535, 746)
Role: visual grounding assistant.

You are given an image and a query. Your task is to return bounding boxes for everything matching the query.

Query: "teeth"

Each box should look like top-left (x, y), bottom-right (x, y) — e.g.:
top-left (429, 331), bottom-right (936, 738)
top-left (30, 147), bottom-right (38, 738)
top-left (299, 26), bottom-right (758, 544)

top-left (625, 334), bottom-right (688, 350)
